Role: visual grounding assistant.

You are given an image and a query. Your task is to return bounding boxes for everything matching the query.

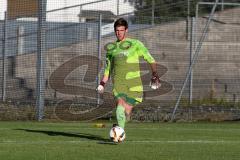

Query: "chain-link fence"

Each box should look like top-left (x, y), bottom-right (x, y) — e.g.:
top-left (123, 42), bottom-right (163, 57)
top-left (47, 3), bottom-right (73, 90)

top-left (0, 0), bottom-right (240, 121)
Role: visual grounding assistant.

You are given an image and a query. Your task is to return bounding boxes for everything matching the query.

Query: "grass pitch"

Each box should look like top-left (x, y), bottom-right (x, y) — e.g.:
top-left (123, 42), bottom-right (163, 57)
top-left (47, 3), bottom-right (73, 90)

top-left (0, 121), bottom-right (240, 160)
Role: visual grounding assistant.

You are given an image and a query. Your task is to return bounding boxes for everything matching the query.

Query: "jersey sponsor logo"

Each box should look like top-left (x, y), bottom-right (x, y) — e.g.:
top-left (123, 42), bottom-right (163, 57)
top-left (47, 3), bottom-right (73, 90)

top-left (104, 42), bottom-right (116, 52)
top-left (119, 41), bottom-right (132, 50)
top-left (104, 40), bottom-right (133, 52)
top-left (119, 51), bottom-right (129, 57)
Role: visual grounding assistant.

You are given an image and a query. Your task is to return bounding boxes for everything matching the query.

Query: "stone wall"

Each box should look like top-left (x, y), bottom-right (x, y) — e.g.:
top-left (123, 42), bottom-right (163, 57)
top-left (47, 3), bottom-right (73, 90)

top-left (1, 8), bottom-right (240, 106)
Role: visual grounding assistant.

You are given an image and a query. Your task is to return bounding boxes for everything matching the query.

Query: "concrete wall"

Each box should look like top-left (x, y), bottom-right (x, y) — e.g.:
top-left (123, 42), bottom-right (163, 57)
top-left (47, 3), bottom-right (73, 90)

top-left (2, 8), bottom-right (240, 105)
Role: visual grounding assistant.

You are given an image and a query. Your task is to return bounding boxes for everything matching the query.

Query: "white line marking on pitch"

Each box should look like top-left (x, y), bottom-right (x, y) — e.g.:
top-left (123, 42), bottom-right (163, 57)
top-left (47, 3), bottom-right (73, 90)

top-left (1, 140), bottom-right (240, 144)
top-left (128, 140), bottom-right (240, 144)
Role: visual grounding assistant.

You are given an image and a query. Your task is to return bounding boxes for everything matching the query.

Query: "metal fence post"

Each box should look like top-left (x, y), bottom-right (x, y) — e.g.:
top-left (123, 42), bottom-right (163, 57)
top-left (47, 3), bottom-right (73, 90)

top-left (186, 0), bottom-right (190, 40)
top-left (221, 0), bottom-right (224, 11)
top-left (17, 26), bottom-right (24, 55)
top-left (97, 14), bottom-right (102, 106)
top-left (36, 0), bottom-right (47, 121)
top-left (151, 0), bottom-right (155, 26)
top-left (2, 12), bottom-right (7, 102)
top-left (189, 17), bottom-right (195, 105)
top-left (117, 0), bottom-right (119, 16)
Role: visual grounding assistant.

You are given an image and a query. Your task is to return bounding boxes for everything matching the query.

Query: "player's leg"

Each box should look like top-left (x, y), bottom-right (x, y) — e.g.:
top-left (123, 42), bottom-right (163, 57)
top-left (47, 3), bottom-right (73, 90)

top-left (123, 102), bottom-right (133, 122)
top-left (113, 85), bottom-right (140, 128)
top-left (116, 98), bottom-right (126, 129)
top-left (116, 98), bottom-right (134, 128)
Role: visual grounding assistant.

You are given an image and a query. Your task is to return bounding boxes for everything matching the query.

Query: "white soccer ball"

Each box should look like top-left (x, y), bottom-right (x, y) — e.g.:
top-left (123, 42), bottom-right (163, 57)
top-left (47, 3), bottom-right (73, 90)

top-left (109, 126), bottom-right (126, 143)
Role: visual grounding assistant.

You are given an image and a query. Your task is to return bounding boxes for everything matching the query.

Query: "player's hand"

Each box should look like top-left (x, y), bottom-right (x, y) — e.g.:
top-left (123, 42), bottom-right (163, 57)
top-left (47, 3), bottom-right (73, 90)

top-left (96, 85), bottom-right (104, 94)
top-left (149, 72), bottom-right (161, 90)
top-left (96, 81), bottom-right (105, 94)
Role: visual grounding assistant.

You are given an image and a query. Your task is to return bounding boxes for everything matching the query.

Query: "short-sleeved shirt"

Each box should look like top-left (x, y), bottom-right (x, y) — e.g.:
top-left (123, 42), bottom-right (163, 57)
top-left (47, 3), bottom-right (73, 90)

top-left (104, 38), bottom-right (155, 105)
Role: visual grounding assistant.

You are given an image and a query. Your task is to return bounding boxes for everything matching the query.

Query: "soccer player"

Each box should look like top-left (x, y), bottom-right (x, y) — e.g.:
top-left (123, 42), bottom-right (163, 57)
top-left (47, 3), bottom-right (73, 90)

top-left (97, 18), bottom-right (160, 129)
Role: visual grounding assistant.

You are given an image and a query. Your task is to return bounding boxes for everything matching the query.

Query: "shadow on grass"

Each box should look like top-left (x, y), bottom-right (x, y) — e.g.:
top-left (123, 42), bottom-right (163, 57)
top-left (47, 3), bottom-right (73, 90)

top-left (14, 128), bottom-right (114, 144)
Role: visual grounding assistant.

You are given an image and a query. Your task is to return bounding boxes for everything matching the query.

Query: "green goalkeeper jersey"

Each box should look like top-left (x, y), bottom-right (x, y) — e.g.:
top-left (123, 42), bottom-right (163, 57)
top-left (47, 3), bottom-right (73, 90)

top-left (104, 38), bottom-right (155, 105)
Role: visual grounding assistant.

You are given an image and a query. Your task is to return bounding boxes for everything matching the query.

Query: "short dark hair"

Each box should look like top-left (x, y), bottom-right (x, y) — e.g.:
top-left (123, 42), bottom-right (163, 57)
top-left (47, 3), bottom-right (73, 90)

top-left (114, 18), bottom-right (128, 30)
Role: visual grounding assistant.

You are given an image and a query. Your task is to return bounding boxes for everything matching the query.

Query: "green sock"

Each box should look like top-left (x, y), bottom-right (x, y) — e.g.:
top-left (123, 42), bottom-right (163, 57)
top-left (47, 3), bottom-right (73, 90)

top-left (116, 105), bottom-right (126, 129)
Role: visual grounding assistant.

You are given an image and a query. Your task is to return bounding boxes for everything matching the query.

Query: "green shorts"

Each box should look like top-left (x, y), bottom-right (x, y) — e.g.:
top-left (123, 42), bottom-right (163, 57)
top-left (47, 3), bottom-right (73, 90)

top-left (113, 83), bottom-right (143, 106)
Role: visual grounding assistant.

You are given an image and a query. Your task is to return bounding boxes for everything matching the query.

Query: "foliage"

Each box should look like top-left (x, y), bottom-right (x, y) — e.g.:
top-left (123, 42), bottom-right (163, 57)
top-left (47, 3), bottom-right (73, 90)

top-left (180, 97), bottom-right (238, 108)
top-left (125, 0), bottom-right (240, 24)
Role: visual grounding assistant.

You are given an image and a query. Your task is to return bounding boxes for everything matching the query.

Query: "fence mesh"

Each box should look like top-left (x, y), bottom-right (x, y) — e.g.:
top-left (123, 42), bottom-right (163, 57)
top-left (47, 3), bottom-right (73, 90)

top-left (0, 0), bottom-right (240, 121)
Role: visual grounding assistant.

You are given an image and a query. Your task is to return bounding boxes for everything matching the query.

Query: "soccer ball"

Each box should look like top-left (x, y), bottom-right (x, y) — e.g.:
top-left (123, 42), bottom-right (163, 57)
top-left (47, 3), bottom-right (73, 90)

top-left (109, 126), bottom-right (126, 143)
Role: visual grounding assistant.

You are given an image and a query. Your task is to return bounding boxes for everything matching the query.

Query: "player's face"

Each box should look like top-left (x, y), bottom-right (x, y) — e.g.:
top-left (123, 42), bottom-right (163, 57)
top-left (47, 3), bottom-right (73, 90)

top-left (115, 26), bottom-right (128, 41)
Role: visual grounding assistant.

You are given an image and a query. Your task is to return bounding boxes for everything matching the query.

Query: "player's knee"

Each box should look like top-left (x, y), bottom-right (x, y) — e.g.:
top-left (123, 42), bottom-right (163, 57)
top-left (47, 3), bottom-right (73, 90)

top-left (117, 98), bottom-right (125, 105)
top-left (124, 103), bottom-right (133, 114)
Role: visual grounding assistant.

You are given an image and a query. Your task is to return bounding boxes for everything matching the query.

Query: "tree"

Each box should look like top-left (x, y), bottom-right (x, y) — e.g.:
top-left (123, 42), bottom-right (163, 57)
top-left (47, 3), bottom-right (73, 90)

top-left (125, 0), bottom-right (194, 24)
top-left (126, 0), bottom-right (240, 24)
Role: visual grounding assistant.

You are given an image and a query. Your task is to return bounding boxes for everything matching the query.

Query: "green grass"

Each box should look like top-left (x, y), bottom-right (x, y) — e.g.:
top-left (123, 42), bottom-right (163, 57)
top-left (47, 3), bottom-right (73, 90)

top-left (0, 121), bottom-right (240, 160)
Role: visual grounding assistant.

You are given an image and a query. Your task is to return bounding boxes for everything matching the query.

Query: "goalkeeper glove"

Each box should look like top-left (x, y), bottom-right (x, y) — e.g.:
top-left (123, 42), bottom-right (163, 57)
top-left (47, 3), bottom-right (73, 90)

top-left (149, 72), bottom-right (161, 90)
top-left (96, 81), bottom-right (105, 93)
